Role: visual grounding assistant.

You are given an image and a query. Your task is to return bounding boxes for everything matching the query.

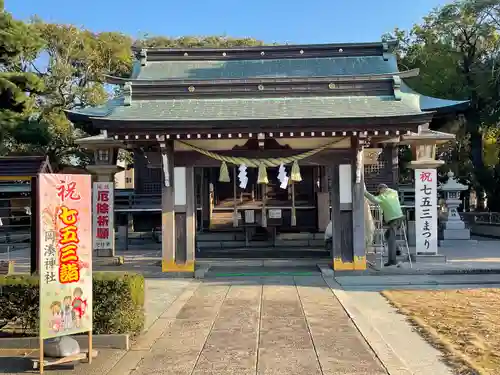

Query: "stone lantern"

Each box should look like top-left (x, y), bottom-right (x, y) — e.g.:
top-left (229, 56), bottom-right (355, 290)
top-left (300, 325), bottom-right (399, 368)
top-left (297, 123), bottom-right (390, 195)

top-left (401, 125), bottom-right (450, 170)
top-left (76, 133), bottom-right (124, 182)
top-left (439, 171), bottom-right (476, 245)
top-left (400, 125), bottom-right (455, 259)
top-left (75, 131), bottom-right (124, 258)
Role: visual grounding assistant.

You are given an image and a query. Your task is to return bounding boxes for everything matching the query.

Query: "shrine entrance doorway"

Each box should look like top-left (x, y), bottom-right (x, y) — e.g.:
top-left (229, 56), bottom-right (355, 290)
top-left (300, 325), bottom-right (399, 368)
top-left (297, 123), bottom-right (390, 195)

top-left (201, 166), bottom-right (318, 233)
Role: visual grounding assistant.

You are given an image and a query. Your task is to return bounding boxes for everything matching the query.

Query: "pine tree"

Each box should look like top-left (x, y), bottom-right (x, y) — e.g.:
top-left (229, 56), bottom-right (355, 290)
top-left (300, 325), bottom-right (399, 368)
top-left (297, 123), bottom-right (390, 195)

top-left (0, 0), bottom-right (45, 149)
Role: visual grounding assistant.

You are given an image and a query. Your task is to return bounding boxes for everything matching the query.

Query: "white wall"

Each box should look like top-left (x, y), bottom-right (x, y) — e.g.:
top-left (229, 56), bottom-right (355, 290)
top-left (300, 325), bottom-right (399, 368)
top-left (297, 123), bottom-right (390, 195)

top-left (115, 168), bottom-right (134, 189)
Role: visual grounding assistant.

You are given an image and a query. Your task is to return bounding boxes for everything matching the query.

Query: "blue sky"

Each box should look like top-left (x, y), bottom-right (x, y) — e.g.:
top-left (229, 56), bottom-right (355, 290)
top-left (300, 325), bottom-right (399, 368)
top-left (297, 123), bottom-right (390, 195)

top-left (7, 0), bottom-right (450, 44)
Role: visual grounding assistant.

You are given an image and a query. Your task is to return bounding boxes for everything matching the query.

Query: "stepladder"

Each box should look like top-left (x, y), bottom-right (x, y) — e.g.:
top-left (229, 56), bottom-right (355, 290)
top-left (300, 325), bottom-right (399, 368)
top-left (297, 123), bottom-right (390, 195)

top-left (370, 206), bottom-right (412, 269)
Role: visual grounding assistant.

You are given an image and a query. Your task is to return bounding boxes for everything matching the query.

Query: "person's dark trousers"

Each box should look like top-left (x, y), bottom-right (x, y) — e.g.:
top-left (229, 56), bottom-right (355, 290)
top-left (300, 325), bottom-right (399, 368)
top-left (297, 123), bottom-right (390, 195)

top-left (325, 238), bottom-right (333, 257)
top-left (384, 218), bottom-right (403, 266)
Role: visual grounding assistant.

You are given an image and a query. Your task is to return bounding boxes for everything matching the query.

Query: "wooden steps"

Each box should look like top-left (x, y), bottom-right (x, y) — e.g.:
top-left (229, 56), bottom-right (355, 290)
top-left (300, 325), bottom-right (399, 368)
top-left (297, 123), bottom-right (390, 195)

top-left (196, 231), bottom-right (329, 259)
top-left (209, 211), bottom-right (234, 230)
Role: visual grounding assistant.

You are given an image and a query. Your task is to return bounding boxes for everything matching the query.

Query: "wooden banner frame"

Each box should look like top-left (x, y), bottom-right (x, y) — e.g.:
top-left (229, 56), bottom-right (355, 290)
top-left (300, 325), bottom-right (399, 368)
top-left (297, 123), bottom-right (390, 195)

top-left (32, 174), bottom-right (97, 374)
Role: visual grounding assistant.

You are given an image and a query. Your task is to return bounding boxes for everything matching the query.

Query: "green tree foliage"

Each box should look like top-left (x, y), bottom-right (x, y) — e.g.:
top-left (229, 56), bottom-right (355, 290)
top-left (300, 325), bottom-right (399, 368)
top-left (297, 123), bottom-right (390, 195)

top-left (0, 15), bottom-right (134, 166)
top-left (386, 0), bottom-right (500, 210)
top-left (2, 20), bottom-right (266, 167)
top-left (2, 0), bottom-right (136, 166)
top-left (0, 0), bottom-right (47, 153)
top-left (134, 35), bottom-right (265, 49)
top-left (33, 22), bottom-right (133, 111)
top-left (26, 22), bottom-right (134, 167)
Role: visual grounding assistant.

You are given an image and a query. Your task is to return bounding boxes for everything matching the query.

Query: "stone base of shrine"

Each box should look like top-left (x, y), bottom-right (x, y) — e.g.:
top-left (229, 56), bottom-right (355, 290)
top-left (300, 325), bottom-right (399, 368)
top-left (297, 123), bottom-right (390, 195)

top-left (162, 260), bottom-right (195, 273)
top-left (333, 256), bottom-right (367, 271)
top-left (96, 248), bottom-right (115, 257)
top-left (94, 256), bottom-right (124, 266)
top-left (0, 260), bottom-right (15, 275)
top-left (439, 239), bottom-right (478, 247)
top-left (411, 254), bottom-right (447, 263)
top-left (442, 228), bottom-right (472, 240)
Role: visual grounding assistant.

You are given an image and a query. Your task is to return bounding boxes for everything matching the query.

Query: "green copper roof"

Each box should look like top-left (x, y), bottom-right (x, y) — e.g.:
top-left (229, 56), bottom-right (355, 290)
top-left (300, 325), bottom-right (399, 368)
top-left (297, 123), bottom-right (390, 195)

top-left (132, 55), bottom-right (400, 80)
top-left (69, 94), bottom-right (422, 122)
top-left (400, 82), bottom-right (469, 112)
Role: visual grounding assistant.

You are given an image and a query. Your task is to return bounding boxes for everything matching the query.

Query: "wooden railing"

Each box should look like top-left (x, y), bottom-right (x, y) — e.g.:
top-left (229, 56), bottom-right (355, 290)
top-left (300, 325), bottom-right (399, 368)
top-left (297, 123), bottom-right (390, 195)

top-left (114, 193), bottom-right (161, 211)
top-left (461, 212), bottom-right (500, 238)
top-left (114, 192), bottom-right (203, 213)
top-left (462, 212), bottom-right (500, 225)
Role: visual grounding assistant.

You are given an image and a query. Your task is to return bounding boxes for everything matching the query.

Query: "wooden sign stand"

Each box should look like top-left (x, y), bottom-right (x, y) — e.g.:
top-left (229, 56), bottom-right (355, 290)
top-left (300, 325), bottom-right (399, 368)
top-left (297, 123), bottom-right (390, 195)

top-left (34, 332), bottom-right (96, 373)
top-left (34, 173), bottom-right (96, 374)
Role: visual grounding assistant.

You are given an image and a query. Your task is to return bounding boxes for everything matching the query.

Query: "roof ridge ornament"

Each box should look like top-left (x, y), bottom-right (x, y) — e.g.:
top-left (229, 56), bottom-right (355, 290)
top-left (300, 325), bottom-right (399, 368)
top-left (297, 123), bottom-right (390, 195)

top-left (382, 42), bottom-right (390, 61)
top-left (139, 49), bottom-right (148, 66)
top-left (392, 75), bottom-right (402, 100)
top-left (123, 82), bottom-right (132, 106)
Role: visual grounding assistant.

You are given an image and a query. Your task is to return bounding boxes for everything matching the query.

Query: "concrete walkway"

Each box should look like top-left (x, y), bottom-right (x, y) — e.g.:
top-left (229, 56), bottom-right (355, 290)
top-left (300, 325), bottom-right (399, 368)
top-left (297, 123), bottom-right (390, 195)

top-left (0, 275), bottom-right (464, 375)
top-left (335, 273), bottom-right (500, 291)
top-left (109, 276), bottom-right (386, 375)
top-left (143, 279), bottom-right (194, 331)
top-left (5, 243), bottom-right (494, 374)
top-left (325, 278), bottom-right (453, 375)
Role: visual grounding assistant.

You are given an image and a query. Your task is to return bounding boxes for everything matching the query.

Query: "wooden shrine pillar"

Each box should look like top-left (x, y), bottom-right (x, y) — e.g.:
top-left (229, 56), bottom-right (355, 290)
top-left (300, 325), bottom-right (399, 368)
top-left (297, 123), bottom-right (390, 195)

top-left (30, 176), bottom-right (39, 275)
top-left (200, 168), bottom-right (210, 230)
top-left (351, 138), bottom-right (367, 271)
top-left (331, 143), bottom-right (366, 272)
top-left (330, 164), bottom-right (343, 269)
top-left (160, 141), bottom-right (176, 271)
top-left (160, 140), bottom-right (195, 275)
top-left (173, 166), bottom-right (196, 269)
top-left (317, 166), bottom-right (330, 232)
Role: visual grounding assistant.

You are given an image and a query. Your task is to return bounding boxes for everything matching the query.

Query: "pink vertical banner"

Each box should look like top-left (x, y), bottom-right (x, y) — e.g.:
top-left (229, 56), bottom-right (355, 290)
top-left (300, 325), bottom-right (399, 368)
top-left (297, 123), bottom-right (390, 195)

top-left (38, 173), bottom-right (92, 339)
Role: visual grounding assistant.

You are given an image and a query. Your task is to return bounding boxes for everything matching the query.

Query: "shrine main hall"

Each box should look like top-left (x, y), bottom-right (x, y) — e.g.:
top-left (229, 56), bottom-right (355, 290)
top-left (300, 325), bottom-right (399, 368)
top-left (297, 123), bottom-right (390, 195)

top-left (67, 40), bottom-right (466, 275)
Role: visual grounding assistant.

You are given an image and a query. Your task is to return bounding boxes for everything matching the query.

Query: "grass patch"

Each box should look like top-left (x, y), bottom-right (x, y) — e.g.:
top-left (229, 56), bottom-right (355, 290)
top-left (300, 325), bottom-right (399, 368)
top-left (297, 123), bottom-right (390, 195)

top-left (382, 289), bottom-right (500, 375)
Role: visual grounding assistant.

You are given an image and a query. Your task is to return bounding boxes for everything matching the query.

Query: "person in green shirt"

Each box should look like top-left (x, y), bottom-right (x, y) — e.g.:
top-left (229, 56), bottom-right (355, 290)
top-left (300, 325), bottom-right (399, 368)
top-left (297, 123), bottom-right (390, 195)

top-left (364, 183), bottom-right (404, 267)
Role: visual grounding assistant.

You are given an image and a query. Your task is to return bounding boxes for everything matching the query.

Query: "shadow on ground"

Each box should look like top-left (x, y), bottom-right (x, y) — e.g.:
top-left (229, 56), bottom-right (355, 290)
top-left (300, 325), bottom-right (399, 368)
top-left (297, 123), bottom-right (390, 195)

top-left (0, 357), bottom-right (40, 373)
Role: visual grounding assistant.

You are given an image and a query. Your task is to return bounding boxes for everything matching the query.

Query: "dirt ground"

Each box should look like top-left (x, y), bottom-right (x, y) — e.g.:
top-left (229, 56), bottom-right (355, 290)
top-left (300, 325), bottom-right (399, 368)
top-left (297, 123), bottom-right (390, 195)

top-left (382, 288), bottom-right (500, 375)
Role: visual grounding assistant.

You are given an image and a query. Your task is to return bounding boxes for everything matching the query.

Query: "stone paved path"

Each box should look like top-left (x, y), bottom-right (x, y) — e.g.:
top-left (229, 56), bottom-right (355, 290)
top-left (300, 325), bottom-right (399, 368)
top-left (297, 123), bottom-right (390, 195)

top-left (128, 276), bottom-right (386, 375)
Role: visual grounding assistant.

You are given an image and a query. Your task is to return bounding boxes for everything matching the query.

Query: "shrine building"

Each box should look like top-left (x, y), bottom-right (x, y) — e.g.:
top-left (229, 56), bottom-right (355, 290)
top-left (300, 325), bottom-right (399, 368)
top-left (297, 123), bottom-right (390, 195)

top-left (66, 40), bottom-right (467, 275)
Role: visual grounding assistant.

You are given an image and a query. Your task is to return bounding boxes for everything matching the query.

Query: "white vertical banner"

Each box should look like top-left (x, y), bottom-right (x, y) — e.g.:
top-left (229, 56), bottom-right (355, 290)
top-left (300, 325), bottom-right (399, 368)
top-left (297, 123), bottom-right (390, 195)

top-left (92, 182), bottom-right (114, 250)
top-left (415, 169), bottom-right (438, 254)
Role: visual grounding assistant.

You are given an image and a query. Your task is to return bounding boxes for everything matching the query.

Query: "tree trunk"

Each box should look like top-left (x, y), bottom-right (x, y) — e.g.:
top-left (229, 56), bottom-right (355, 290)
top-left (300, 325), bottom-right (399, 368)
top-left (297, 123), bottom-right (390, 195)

top-left (463, 54), bottom-right (486, 210)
